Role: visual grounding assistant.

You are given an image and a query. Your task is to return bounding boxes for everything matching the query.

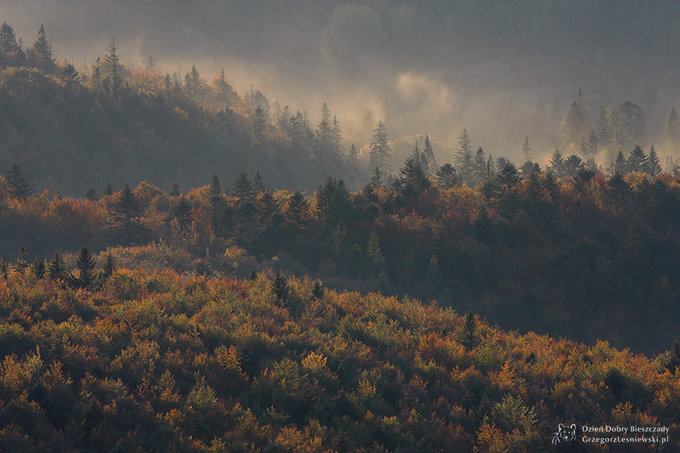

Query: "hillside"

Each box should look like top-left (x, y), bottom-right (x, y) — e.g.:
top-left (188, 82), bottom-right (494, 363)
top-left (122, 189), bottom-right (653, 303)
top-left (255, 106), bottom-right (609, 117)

top-left (0, 266), bottom-right (677, 451)
top-left (2, 158), bottom-right (680, 354)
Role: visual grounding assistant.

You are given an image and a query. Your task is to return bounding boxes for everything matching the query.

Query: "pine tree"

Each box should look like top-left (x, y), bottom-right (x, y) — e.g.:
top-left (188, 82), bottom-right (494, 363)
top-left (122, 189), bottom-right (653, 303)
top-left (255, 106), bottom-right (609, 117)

top-left (72, 246), bottom-right (95, 289)
top-left (562, 89), bottom-right (590, 145)
top-left (646, 146), bottom-right (662, 176)
top-left (273, 272), bottom-right (288, 303)
top-left (109, 184), bottom-right (146, 244)
top-left (0, 22), bottom-right (23, 67)
top-left (233, 172), bottom-right (255, 200)
top-left (543, 171), bottom-right (561, 201)
top-left (436, 163), bottom-right (458, 189)
top-left (32, 261), bottom-right (45, 279)
top-left (213, 68), bottom-right (237, 106)
top-left (370, 167), bottom-right (383, 190)
top-left (104, 183), bottom-right (113, 196)
top-left (6, 163), bottom-right (32, 199)
top-left (102, 253), bottom-right (115, 280)
top-left (257, 190), bottom-right (279, 222)
top-left (462, 312), bottom-right (477, 351)
top-left (613, 151), bottom-right (627, 175)
top-left (253, 171), bottom-right (265, 193)
top-left (206, 175), bottom-right (223, 233)
top-left (48, 254), bottom-right (66, 281)
top-left (665, 108), bottom-right (680, 150)
top-left (14, 247), bottom-right (28, 273)
top-left (312, 281), bottom-right (324, 299)
top-left (471, 147), bottom-right (487, 185)
top-left (184, 65), bottom-right (203, 99)
top-left (422, 136), bottom-right (437, 176)
top-left (286, 191), bottom-right (310, 228)
top-left (30, 25), bottom-right (54, 72)
top-left (367, 228), bottom-right (385, 273)
top-left (563, 155), bottom-right (584, 177)
top-left (548, 149), bottom-right (565, 177)
top-left (497, 161), bottom-right (520, 191)
top-left (60, 64), bottom-right (80, 90)
top-left (455, 129), bottom-right (474, 184)
top-left (369, 121), bottom-right (390, 172)
top-left (104, 38), bottom-right (122, 96)
top-left (394, 156), bottom-right (430, 198)
top-left (0, 22), bottom-right (19, 54)
top-left (170, 183), bottom-right (180, 197)
top-left (627, 146), bottom-right (647, 173)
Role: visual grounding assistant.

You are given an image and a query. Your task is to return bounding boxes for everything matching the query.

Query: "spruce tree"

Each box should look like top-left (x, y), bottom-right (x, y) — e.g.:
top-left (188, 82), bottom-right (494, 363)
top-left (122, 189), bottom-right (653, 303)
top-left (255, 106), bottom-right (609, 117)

top-left (455, 129), bottom-right (474, 184)
top-left (462, 312), bottom-right (477, 351)
top-left (394, 156), bottom-right (430, 198)
top-left (273, 272), bottom-right (288, 303)
top-left (422, 136), bottom-right (437, 176)
top-left (232, 171), bottom-right (255, 200)
top-left (253, 171), bottom-right (265, 193)
top-left (32, 261), bottom-right (45, 279)
top-left (60, 64), bottom-right (80, 90)
top-left (110, 184), bottom-right (146, 244)
top-left (30, 25), bottom-right (54, 72)
top-left (102, 253), bottom-right (115, 281)
top-left (436, 163), bottom-right (458, 189)
top-left (497, 161), bottom-right (520, 191)
top-left (627, 146), bottom-right (647, 173)
top-left (563, 155), bottom-right (584, 177)
top-left (548, 150), bottom-right (565, 177)
top-left (369, 121), bottom-right (390, 172)
top-left (665, 108), bottom-right (680, 149)
top-left (6, 163), bottom-right (32, 199)
top-left (561, 88), bottom-right (590, 145)
top-left (48, 254), bottom-right (66, 281)
top-left (613, 151), bottom-right (627, 175)
top-left (646, 146), bottom-right (662, 176)
top-left (370, 167), bottom-right (383, 189)
top-left (72, 246), bottom-right (95, 288)
top-left (104, 38), bottom-right (122, 96)
top-left (286, 191), bottom-right (310, 228)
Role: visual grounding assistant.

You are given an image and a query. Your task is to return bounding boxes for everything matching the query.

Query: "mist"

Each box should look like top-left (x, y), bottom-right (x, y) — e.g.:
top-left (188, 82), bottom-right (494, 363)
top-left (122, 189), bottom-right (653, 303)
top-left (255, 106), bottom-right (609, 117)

top-left (3, 0), bottom-right (680, 168)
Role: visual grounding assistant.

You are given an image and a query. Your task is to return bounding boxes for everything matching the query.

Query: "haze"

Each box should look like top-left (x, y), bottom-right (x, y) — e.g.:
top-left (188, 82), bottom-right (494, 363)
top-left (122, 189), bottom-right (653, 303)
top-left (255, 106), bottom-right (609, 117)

top-left (2, 0), bottom-right (680, 166)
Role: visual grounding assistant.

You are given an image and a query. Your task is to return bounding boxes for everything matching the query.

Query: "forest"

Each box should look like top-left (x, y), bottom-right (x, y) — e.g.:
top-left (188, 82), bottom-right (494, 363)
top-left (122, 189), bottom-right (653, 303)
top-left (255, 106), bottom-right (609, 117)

top-left (0, 11), bottom-right (679, 452)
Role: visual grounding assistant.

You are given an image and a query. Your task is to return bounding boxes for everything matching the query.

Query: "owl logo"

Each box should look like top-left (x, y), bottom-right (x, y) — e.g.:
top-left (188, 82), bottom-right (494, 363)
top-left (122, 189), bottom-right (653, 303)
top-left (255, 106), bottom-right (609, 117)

top-left (552, 423), bottom-right (577, 445)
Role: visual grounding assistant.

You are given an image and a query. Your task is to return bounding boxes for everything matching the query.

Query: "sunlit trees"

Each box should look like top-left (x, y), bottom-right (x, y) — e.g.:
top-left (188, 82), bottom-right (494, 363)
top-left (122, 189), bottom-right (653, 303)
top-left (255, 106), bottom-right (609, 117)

top-left (455, 128), bottom-right (474, 185)
top-left (561, 89), bottom-right (590, 147)
top-left (369, 121), bottom-right (390, 173)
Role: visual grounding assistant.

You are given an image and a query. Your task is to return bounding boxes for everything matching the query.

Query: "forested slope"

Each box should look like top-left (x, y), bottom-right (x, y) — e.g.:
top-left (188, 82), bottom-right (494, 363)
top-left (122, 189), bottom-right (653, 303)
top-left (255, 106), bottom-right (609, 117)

top-left (0, 268), bottom-right (677, 451)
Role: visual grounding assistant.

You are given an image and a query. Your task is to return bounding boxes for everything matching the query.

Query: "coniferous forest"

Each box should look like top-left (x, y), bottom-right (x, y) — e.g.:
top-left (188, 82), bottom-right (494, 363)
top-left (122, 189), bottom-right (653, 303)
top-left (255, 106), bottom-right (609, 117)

top-left (1, 3), bottom-right (680, 451)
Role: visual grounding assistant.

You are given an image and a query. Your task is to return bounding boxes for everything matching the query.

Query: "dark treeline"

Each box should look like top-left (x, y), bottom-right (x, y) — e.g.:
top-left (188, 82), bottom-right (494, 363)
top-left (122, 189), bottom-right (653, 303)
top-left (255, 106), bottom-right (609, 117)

top-left (0, 22), bottom-right (352, 195)
top-left (3, 151), bottom-right (680, 354)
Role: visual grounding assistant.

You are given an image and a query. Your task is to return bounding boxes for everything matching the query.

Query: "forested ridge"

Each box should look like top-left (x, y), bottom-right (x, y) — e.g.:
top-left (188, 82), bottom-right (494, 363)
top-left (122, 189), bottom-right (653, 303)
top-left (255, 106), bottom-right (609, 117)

top-left (0, 267), bottom-right (678, 451)
top-left (3, 156), bottom-right (680, 355)
top-left (0, 15), bottom-right (680, 452)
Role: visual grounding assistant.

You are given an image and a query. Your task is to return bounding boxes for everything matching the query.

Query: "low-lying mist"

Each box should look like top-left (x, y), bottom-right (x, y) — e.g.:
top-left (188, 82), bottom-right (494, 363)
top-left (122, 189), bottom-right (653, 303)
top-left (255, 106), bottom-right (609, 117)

top-left (2, 0), bottom-right (680, 170)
